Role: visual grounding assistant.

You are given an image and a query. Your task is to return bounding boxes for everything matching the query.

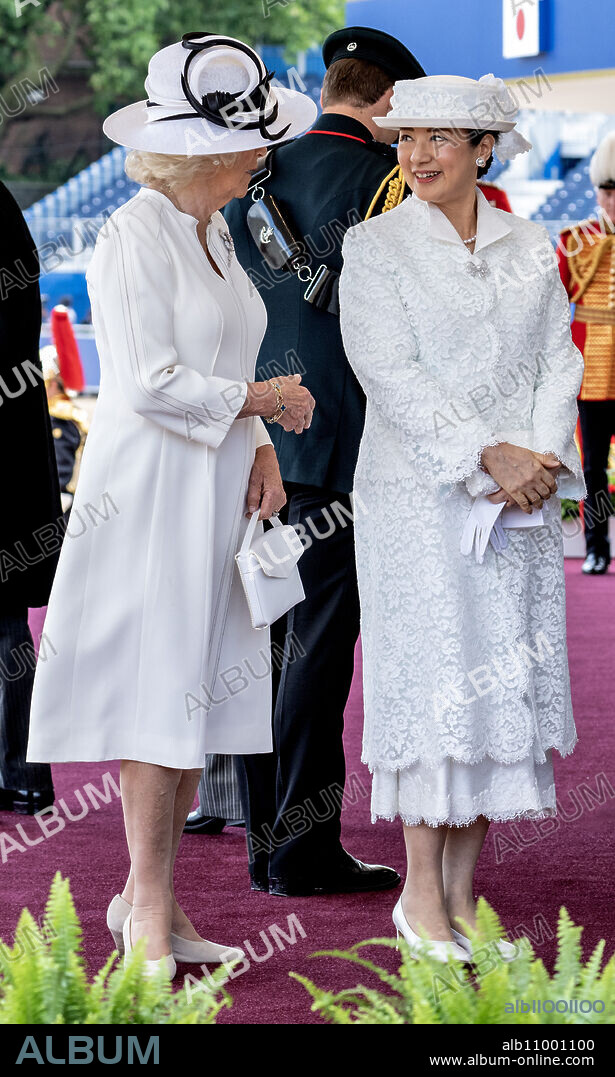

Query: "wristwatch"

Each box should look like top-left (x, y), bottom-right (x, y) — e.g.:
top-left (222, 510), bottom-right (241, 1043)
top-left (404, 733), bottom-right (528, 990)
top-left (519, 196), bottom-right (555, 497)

top-left (265, 381), bottom-right (286, 424)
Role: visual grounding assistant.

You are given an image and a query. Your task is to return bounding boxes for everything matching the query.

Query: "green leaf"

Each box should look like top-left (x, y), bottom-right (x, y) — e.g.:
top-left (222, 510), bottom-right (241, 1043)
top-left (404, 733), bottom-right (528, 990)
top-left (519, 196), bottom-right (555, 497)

top-left (290, 899), bottom-right (615, 1024)
top-left (0, 874), bottom-right (228, 1025)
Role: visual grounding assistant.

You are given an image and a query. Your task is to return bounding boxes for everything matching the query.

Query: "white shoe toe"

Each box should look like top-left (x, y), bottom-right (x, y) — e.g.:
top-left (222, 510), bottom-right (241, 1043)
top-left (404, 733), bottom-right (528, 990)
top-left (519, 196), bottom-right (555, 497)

top-left (392, 899), bottom-right (469, 965)
top-left (451, 928), bottom-right (518, 963)
top-left (170, 934), bottom-right (245, 965)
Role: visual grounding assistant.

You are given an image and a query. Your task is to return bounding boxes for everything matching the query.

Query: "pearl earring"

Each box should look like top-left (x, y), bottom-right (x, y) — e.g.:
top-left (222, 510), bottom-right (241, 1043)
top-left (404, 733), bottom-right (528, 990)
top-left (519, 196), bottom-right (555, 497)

top-left (476, 157), bottom-right (486, 167)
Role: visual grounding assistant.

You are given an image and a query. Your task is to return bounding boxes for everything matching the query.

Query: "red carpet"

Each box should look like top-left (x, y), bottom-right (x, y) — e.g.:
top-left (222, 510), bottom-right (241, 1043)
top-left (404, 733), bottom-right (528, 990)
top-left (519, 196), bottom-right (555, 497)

top-left (1, 562), bottom-right (613, 1024)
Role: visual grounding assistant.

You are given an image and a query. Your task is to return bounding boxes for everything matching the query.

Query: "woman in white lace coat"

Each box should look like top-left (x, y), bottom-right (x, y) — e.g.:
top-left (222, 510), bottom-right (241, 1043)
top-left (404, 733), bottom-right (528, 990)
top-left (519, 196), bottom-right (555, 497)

top-left (339, 76), bottom-right (585, 963)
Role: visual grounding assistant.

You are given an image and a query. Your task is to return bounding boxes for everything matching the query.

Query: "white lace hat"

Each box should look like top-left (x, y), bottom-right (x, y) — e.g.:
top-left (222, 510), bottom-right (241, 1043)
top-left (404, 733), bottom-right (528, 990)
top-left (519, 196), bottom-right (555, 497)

top-left (103, 32), bottom-right (317, 155)
top-left (373, 74), bottom-right (532, 162)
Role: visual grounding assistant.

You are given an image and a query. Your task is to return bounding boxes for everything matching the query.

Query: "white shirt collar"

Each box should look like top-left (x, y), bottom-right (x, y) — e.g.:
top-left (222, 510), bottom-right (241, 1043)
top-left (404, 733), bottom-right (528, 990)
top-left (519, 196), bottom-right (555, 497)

top-left (138, 186), bottom-right (200, 227)
top-left (414, 186), bottom-right (512, 254)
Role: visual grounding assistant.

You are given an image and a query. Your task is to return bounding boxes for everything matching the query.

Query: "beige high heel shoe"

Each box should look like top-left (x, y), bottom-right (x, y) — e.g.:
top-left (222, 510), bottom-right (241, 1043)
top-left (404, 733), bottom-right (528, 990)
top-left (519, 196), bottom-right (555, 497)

top-left (107, 894), bottom-right (245, 965)
top-left (107, 893), bottom-right (130, 953)
top-left (122, 909), bottom-right (176, 979)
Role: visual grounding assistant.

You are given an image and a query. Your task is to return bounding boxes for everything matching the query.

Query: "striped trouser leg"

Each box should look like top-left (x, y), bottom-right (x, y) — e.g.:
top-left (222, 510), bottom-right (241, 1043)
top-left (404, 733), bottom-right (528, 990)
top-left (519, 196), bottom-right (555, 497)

top-left (197, 754), bottom-right (244, 823)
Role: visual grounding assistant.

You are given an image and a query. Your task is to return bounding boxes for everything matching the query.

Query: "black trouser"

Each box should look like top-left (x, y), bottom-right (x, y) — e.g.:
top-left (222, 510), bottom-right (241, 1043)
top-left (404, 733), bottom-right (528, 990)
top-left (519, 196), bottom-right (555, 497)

top-left (578, 399), bottom-right (615, 560)
top-left (236, 483), bottom-right (360, 882)
top-left (0, 604), bottom-right (53, 793)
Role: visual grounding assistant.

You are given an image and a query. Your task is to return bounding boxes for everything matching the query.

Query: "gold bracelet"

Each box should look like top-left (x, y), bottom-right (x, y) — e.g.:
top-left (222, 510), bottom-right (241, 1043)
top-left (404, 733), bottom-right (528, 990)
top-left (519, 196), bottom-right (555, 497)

top-left (265, 381), bottom-right (286, 424)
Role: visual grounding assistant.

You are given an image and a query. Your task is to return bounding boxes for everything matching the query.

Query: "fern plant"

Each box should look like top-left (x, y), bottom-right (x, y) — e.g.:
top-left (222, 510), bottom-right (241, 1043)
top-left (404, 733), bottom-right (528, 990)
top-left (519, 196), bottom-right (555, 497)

top-left (0, 873), bottom-right (229, 1024)
top-left (291, 898), bottom-right (615, 1025)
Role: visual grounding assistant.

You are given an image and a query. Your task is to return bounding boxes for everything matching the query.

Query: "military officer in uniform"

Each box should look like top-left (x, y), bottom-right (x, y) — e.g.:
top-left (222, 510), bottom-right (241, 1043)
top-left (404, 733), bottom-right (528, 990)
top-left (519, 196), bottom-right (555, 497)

top-left (197, 27), bottom-right (423, 897)
top-left (41, 345), bottom-right (89, 520)
top-left (558, 132), bottom-right (615, 575)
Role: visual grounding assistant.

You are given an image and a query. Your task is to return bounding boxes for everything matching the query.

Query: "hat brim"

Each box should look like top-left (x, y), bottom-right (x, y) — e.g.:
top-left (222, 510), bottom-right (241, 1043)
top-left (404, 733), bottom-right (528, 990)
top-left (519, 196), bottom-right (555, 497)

top-left (373, 115), bottom-right (517, 132)
top-left (103, 89), bottom-right (318, 154)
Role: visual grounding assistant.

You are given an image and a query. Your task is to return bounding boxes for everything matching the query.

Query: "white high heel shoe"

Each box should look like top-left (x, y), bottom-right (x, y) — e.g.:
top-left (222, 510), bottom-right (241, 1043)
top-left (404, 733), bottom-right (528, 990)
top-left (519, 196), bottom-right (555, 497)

top-left (392, 899), bottom-right (469, 964)
top-left (170, 934), bottom-right (245, 966)
top-left (107, 893), bottom-right (130, 952)
top-left (122, 909), bottom-right (176, 979)
top-left (451, 928), bottom-right (518, 963)
top-left (108, 894), bottom-right (245, 965)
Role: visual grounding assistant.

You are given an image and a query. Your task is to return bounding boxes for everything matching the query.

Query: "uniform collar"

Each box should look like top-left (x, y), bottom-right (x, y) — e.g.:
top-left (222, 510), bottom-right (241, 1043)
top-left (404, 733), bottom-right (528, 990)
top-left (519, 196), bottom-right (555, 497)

top-left (309, 112), bottom-right (374, 143)
top-left (414, 186), bottom-right (512, 254)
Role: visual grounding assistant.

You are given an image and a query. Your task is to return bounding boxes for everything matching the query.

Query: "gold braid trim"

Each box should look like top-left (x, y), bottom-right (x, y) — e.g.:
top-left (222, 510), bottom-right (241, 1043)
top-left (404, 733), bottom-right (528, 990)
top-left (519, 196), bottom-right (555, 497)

top-left (48, 396), bottom-right (90, 434)
top-left (364, 165), bottom-right (406, 220)
top-left (566, 227), bottom-right (613, 304)
top-left (66, 435), bottom-right (87, 495)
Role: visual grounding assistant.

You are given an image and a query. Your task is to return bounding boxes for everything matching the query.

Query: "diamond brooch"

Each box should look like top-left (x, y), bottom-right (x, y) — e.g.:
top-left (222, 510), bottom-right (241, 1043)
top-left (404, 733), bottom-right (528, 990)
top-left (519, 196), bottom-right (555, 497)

top-left (219, 228), bottom-right (235, 267)
top-left (466, 259), bottom-right (489, 279)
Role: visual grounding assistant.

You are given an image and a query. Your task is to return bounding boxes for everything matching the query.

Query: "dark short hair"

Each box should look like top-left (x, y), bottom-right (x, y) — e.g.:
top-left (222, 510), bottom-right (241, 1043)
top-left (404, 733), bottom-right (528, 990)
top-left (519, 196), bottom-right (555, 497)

top-left (467, 130), bottom-right (501, 179)
top-left (321, 58), bottom-right (393, 108)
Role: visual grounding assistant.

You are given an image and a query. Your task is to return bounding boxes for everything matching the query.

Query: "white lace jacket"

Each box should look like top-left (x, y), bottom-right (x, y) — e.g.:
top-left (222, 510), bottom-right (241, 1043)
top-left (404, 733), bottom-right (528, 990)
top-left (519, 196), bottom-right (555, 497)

top-left (339, 189), bottom-right (585, 772)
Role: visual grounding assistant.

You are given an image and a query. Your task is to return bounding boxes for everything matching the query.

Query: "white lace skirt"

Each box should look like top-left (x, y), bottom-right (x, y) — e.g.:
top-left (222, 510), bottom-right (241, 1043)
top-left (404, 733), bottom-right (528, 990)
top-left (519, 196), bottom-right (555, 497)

top-left (370, 750), bottom-right (555, 827)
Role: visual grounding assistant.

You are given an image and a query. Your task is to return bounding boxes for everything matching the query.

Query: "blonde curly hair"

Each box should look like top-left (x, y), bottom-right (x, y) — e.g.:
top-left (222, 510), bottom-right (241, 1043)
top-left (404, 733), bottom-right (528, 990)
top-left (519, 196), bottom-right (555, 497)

top-left (125, 150), bottom-right (239, 192)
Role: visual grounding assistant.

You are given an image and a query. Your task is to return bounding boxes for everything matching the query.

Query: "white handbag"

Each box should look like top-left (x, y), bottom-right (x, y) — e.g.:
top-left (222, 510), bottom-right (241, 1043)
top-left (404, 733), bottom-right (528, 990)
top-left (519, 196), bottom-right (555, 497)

top-left (235, 510), bottom-right (306, 629)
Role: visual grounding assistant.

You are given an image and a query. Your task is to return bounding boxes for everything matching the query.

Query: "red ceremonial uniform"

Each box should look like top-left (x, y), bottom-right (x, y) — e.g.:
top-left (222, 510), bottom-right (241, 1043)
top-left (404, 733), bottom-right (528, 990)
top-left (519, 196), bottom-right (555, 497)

top-left (557, 219), bottom-right (615, 400)
top-left (557, 216), bottom-right (615, 568)
top-left (477, 181), bottom-right (513, 214)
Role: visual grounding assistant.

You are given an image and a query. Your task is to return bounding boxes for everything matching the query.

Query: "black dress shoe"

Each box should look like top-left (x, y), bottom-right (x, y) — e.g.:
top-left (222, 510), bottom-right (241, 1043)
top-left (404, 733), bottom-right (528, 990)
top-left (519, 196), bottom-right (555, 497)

top-left (183, 812), bottom-right (226, 835)
top-left (249, 875), bottom-right (269, 893)
top-left (269, 851), bottom-right (401, 897)
top-left (0, 788), bottom-right (55, 815)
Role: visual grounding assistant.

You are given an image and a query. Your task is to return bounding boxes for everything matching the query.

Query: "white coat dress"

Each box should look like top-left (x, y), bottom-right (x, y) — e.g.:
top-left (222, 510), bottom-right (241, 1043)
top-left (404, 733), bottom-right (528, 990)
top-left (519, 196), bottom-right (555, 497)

top-left (339, 188), bottom-right (585, 828)
top-left (27, 187), bottom-right (274, 769)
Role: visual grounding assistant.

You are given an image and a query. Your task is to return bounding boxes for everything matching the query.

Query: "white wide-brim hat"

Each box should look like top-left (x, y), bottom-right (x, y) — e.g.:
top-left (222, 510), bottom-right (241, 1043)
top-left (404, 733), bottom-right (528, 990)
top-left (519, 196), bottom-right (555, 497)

top-left (374, 74), bottom-right (532, 161)
top-left (103, 32), bottom-right (318, 155)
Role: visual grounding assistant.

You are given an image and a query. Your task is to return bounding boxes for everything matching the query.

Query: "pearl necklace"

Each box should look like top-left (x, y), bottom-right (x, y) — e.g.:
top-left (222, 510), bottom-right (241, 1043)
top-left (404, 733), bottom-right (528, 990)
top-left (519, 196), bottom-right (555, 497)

top-left (463, 234), bottom-right (477, 245)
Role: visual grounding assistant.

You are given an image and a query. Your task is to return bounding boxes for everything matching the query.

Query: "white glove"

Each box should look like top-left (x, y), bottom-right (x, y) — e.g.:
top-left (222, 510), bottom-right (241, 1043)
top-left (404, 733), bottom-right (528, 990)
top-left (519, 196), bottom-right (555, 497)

top-left (460, 496), bottom-right (506, 564)
top-left (489, 515), bottom-right (509, 554)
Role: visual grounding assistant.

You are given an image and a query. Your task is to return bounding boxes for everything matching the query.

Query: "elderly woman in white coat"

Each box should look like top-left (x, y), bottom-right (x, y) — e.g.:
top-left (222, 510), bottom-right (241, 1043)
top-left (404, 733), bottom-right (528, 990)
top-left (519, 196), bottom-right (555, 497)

top-left (27, 34), bottom-right (317, 977)
top-left (339, 75), bottom-right (585, 963)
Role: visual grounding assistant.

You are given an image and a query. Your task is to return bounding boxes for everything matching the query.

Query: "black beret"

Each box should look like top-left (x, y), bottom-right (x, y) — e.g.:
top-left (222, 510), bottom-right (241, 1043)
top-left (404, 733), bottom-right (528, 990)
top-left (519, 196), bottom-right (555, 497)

top-left (322, 25), bottom-right (426, 83)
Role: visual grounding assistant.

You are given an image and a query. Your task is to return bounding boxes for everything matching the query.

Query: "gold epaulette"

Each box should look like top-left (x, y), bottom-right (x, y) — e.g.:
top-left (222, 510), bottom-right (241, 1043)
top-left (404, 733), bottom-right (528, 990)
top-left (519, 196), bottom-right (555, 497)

top-left (562, 221), bottom-right (614, 303)
top-left (364, 165), bottom-right (407, 220)
top-left (559, 218), bottom-right (598, 239)
top-left (48, 397), bottom-right (90, 435)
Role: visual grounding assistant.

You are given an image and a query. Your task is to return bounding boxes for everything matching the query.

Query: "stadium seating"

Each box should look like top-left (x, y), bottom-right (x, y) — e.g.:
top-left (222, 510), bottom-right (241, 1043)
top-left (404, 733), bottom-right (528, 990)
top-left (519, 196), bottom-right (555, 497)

top-left (532, 154), bottom-right (597, 228)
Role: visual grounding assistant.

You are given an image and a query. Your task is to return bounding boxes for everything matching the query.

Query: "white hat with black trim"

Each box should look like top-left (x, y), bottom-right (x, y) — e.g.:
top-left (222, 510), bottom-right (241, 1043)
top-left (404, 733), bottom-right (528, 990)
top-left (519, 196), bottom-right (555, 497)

top-left (103, 32), bottom-right (318, 155)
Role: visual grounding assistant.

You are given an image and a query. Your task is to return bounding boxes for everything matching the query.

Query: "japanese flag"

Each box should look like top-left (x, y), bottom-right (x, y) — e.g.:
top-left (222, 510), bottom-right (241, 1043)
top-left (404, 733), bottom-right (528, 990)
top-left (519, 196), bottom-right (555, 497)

top-left (502, 0), bottom-right (541, 58)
